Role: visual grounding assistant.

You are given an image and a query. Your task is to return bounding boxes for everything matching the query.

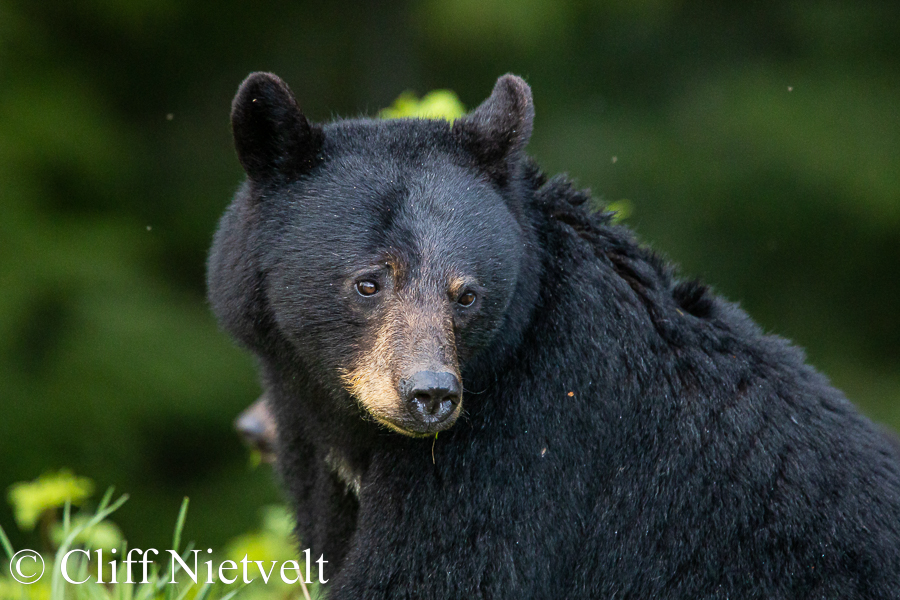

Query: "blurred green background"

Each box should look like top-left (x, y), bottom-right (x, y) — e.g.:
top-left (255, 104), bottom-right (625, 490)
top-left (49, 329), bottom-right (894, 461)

top-left (2, 0), bottom-right (898, 552)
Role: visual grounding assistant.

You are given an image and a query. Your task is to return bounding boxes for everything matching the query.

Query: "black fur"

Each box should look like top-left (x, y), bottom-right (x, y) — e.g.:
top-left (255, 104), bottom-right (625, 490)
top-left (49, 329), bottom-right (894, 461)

top-left (208, 73), bottom-right (900, 598)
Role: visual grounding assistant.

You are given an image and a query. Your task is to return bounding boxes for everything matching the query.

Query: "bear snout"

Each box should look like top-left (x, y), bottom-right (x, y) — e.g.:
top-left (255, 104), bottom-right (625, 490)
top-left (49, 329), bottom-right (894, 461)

top-left (400, 370), bottom-right (462, 428)
top-left (234, 394), bottom-right (277, 462)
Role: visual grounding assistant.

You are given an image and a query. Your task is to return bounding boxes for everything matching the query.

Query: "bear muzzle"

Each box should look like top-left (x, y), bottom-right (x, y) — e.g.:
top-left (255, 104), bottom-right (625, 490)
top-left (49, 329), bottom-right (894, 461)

top-left (399, 370), bottom-right (462, 431)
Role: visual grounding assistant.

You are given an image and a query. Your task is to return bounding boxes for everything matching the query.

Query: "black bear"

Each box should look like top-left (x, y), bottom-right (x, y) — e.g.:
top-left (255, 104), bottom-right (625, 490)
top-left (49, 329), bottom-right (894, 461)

top-left (208, 72), bottom-right (900, 598)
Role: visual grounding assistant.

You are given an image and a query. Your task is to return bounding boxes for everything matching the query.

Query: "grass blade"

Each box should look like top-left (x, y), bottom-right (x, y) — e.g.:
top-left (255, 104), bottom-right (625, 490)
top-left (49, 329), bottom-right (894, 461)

top-left (171, 497), bottom-right (189, 553)
top-left (0, 522), bottom-right (15, 560)
top-left (218, 586), bottom-right (243, 600)
top-left (191, 581), bottom-right (213, 600)
top-left (51, 492), bottom-right (129, 600)
top-left (63, 500), bottom-right (72, 533)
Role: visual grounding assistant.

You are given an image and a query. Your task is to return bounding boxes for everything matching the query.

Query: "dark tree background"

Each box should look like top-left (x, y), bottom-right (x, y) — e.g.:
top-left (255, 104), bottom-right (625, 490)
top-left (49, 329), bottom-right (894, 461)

top-left (2, 0), bottom-right (898, 550)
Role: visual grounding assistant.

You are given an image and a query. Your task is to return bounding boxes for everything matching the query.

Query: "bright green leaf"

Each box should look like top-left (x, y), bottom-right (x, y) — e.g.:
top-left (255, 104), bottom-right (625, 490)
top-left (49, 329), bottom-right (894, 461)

top-left (379, 90), bottom-right (466, 121)
top-left (605, 200), bottom-right (633, 223)
top-left (7, 471), bottom-right (94, 531)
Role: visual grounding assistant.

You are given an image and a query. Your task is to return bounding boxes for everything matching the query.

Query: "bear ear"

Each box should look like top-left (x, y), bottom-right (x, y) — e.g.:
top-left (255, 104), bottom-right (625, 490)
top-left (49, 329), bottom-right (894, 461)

top-left (453, 74), bottom-right (534, 182)
top-left (231, 72), bottom-right (324, 183)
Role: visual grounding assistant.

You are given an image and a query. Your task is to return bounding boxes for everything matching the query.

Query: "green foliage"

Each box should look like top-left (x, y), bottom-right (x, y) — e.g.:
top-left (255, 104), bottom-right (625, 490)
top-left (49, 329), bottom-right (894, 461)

top-left (0, 476), bottom-right (313, 600)
top-left (8, 472), bottom-right (95, 531)
top-left (224, 507), bottom-right (318, 600)
top-left (49, 517), bottom-right (123, 553)
top-left (605, 200), bottom-right (633, 223)
top-left (379, 90), bottom-right (466, 121)
top-left (225, 506), bottom-right (294, 565)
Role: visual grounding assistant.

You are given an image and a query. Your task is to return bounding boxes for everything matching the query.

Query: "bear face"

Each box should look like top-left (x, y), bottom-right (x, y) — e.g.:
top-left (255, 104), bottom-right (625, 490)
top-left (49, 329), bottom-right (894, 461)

top-left (262, 139), bottom-right (528, 435)
top-left (211, 73), bottom-right (536, 436)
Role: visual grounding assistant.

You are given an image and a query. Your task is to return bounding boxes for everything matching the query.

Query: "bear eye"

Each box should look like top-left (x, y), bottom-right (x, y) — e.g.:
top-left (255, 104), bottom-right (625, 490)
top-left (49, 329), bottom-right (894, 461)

top-left (457, 291), bottom-right (477, 307)
top-left (356, 280), bottom-right (379, 296)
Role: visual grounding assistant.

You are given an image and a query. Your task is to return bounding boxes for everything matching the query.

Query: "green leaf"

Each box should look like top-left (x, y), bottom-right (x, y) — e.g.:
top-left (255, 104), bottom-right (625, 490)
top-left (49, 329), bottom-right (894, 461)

top-left (379, 90), bottom-right (466, 121)
top-left (605, 199), bottom-right (633, 223)
top-left (7, 471), bottom-right (94, 531)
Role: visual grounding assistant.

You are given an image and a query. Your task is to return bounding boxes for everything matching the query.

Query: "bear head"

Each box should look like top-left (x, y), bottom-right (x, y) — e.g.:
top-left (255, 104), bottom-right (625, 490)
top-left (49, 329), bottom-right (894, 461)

top-left (208, 72), bottom-right (539, 437)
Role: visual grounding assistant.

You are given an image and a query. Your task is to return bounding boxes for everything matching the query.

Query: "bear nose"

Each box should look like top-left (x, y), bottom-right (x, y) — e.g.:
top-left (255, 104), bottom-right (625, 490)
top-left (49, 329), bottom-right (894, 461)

top-left (402, 371), bottom-right (461, 423)
top-left (234, 397), bottom-right (277, 460)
